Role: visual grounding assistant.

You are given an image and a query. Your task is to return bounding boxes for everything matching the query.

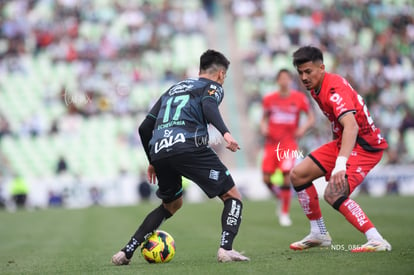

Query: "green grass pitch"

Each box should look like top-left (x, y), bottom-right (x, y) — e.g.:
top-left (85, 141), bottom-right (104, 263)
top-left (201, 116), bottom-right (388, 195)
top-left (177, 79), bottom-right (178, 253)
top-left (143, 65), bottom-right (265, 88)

top-left (1, 195), bottom-right (413, 274)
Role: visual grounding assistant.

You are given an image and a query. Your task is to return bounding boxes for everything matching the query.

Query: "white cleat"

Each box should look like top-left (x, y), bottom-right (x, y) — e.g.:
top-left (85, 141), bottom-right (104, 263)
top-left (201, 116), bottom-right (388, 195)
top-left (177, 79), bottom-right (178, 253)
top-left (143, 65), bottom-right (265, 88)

top-left (290, 232), bottom-right (332, 250)
top-left (351, 239), bottom-right (392, 253)
top-left (217, 248), bottom-right (250, 262)
top-left (279, 213), bottom-right (292, 227)
top-left (111, 251), bottom-right (130, 265)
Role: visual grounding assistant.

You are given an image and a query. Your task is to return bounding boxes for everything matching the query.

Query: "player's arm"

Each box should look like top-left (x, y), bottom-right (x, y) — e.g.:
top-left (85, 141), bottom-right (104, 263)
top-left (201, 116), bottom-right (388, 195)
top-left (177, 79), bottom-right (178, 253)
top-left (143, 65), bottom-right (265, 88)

top-left (202, 97), bottom-right (240, 152)
top-left (138, 98), bottom-right (162, 184)
top-left (337, 111), bottom-right (358, 158)
top-left (138, 98), bottom-right (161, 162)
top-left (296, 107), bottom-right (315, 138)
top-left (202, 97), bottom-right (229, 135)
top-left (330, 111), bottom-right (358, 186)
top-left (260, 111), bottom-right (269, 137)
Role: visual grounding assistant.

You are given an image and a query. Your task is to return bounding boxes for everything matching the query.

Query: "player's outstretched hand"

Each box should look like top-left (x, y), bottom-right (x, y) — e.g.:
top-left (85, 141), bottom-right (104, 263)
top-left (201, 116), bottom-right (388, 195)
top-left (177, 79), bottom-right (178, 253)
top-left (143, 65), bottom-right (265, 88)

top-left (223, 132), bottom-right (240, 152)
top-left (147, 164), bottom-right (157, 184)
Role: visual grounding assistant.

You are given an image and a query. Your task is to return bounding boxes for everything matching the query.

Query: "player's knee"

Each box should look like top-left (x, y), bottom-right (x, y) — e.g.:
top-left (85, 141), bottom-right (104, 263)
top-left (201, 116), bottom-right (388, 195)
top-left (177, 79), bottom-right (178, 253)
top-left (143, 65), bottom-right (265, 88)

top-left (323, 191), bottom-right (334, 205)
top-left (323, 188), bottom-right (341, 206)
top-left (163, 197), bottom-right (183, 215)
top-left (283, 173), bottom-right (291, 187)
top-left (262, 174), bottom-right (271, 185)
top-left (289, 168), bottom-right (302, 186)
top-left (220, 186), bottom-right (242, 202)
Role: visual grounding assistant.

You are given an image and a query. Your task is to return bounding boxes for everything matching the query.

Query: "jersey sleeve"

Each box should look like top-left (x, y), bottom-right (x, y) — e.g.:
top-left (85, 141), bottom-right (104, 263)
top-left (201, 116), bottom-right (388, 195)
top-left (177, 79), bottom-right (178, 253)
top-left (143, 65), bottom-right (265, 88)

top-left (138, 97), bottom-right (162, 162)
top-left (147, 97), bottom-right (162, 120)
top-left (328, 79), bottom-right (356, 121)
top-left (202, 83), bottom-right (224, 105)
top-left (202, 98), bottom-right (229, 135)
top-left (201, 84), bottom-right (229, 135)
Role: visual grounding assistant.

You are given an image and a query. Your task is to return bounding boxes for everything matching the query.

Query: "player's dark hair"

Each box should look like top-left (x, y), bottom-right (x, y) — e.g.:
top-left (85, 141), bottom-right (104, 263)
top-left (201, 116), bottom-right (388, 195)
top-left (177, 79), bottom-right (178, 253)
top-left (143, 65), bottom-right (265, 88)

top-left (199, 49), bottom-right (230, 73)
top-left (292, 46), bottom-right (324, 67)
top-left (276, 68), bottom-right (291, 80)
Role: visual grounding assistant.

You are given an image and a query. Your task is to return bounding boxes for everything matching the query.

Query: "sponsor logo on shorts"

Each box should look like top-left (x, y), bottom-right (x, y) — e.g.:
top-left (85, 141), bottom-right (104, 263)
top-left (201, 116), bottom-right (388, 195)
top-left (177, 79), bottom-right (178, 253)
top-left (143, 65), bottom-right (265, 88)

top-left (209, 169), bottom-right (220, 181)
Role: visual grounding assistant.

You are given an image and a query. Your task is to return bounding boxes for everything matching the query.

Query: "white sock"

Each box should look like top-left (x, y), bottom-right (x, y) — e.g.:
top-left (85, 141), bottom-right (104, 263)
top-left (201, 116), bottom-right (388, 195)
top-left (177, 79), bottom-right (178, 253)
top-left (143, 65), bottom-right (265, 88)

top-left (365, 227), bottom-right (383, 241)
top-left (310, 217), bottom-right (328, 235)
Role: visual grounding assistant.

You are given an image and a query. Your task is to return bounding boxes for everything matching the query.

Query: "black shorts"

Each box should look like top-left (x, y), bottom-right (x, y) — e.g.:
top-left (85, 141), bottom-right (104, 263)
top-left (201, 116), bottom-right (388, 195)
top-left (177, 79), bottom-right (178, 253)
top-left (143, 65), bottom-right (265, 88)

top-left (152, 147), bottom-right (235, 203)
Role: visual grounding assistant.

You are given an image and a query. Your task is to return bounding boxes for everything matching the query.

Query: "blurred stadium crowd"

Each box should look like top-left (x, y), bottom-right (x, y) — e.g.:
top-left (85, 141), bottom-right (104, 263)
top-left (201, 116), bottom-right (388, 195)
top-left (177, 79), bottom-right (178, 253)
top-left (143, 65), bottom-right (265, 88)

top-left (0, 0), bottom-right (413, 207)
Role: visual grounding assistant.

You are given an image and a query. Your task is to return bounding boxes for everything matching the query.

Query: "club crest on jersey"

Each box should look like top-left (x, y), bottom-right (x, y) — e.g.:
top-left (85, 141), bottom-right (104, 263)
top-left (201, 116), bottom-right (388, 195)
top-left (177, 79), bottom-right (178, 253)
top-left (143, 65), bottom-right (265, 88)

top-left (154, 130), bottom-right (185, 154)
top-left (329, 92), bottom-right (348, 114)
top-left (208, 89), bottom-right (216, 96)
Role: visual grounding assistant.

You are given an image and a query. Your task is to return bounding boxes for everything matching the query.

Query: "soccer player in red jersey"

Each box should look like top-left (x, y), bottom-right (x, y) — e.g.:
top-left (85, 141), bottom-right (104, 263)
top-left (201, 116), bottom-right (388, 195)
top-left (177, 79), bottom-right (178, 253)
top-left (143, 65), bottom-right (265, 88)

top-left (261, 69), bottom-right (315, 226)
top-left (289, 46), bottom-right (391, 252)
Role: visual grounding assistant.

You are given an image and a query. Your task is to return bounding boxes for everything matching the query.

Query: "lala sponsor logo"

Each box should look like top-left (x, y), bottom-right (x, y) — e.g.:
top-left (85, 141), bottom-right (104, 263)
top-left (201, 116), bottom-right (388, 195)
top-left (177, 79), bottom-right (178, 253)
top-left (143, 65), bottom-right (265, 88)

top-left (154, 129), bottom-right (185, 154)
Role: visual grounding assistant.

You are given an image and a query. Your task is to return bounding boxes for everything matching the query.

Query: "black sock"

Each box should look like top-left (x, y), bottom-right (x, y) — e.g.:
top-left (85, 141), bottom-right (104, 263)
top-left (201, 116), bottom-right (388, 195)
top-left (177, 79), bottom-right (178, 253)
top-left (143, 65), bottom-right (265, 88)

top-left (220, 198), bottom-right (243, 250)
top-left (121, 204), bottom-right (172, 259)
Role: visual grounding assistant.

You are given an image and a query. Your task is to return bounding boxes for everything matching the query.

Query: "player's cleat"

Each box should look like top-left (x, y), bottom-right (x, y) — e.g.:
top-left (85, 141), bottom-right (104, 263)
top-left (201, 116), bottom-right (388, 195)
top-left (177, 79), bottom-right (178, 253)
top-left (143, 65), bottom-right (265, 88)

top-left (351, 239), bottom-right (392, 253)
top-left (111, 251), bottom-right (130, 265)
top-left (279, 213), bottom-right (292, 227)
top-left (290, 232), bottom-right (332, 250)
top-left (217, 248), bottom-right (250, 262)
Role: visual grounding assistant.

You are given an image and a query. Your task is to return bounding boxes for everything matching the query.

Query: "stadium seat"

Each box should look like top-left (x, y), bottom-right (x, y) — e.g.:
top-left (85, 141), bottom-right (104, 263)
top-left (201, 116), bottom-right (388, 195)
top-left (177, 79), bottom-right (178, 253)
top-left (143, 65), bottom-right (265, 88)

top-left (272, 54), bottom-right (291, 71)
top-left (404, 129), bottom-right (414, 161)
top-left (235, 18), bottom-right (254, 51)
top-left (405, 82), bottom-right (414, 110)
top-left (358, 28), bottom-right (374, 54)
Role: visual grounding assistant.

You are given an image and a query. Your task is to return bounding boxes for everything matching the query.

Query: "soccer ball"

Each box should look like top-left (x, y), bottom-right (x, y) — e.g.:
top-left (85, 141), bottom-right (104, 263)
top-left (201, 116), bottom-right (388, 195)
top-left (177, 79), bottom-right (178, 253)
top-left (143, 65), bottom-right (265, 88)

top-left (141, 230), bottom-right (176, 263)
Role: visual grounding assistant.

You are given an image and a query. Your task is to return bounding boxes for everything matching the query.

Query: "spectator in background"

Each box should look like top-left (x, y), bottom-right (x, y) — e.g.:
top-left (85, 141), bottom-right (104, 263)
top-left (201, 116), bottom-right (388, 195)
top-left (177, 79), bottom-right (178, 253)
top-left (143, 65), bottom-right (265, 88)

top-left (0, 113), bottom-right (12, 140)
top-left (0, 174), bottom-right (6, 208)
top-left (399, 105), bottom-right (414, 137)
top-left (56, 156), bottom-right (68, 175)
top-left (48, 190), bottom-right (63, 207)
top-left (89, 186), bottom-right (102, 206)
top-left (202, 0), bottom-right (216, 18)
top-left (10, 174), bottom-right (29, 209)
top-left (398, 104), bottom-right (414, 162)
top-left (137, 171), bottom-right (152, 201)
